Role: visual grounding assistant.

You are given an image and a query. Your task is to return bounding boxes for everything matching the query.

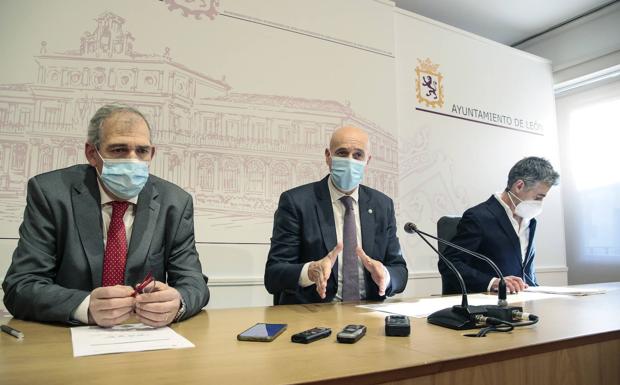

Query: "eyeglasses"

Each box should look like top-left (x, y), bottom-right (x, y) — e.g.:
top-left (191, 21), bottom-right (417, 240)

top-left (131, 271), bottom-right (156, 297)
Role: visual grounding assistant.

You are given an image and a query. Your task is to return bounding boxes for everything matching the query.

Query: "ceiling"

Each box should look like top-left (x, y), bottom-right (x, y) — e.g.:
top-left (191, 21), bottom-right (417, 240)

top-left (394, 0), bottom-right (615, 46)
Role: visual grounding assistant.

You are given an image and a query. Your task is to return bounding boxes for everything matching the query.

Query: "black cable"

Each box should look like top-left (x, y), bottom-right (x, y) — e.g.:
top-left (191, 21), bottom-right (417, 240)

top-left (510, 318), bottom-right (539, 328)
top-left (478, 317), bottom-right (514, 337)
top-left (464, 316), bottom-right (514, 337)
top-left (511, 312), bottom-right (539, 328)
top-left (464, 313), bottom-right (538, 337)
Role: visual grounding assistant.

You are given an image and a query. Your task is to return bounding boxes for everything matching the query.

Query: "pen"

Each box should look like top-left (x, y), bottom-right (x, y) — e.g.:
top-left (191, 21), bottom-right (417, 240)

top-left (1, 324), bottom-right (24, 339)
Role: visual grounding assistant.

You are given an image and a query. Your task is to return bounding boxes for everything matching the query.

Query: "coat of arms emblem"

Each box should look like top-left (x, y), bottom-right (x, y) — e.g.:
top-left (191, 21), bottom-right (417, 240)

top-left (415, 58), bottom-right (444, 108)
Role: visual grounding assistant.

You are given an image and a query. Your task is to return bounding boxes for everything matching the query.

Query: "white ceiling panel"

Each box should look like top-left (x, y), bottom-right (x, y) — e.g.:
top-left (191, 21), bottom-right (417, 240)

top-left (394, 0), bottom-right (615, 45)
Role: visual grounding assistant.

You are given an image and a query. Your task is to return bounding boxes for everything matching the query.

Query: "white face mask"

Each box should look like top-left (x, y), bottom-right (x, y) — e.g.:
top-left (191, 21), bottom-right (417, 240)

top-left (508, 190), bottom-right (543, 218)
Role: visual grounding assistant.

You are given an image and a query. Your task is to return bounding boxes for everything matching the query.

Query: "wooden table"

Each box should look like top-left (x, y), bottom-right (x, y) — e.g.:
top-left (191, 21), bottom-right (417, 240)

top-left (1, 283), bottom-right (619, 385)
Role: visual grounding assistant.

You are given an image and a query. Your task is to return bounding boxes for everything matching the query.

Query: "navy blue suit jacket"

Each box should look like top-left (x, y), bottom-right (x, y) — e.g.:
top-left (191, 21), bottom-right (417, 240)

top-left (439, 196), bottom-right (538, 294)
top-left (264, 176), bottom-right (408, 304)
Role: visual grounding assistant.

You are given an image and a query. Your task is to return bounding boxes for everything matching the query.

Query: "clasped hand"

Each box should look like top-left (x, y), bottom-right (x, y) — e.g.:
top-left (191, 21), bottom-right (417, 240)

top-left (308, 243), bottom-right (388, 299)
top-left (88, 282), bottom-right (181, 328)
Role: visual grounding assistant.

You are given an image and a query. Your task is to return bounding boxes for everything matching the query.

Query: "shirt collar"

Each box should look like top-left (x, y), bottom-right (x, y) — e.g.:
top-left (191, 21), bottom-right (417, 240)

top-left (327, 175), bottom-right (359, 204)
top-left (97, 178), bottom-right (139, 206)
top-left (494, 191), bottom-right (511, 213)
top-left (494, 192), bottom-right (530, 228)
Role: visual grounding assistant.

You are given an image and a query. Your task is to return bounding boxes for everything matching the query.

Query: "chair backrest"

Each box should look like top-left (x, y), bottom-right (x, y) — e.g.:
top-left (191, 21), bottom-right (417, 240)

top-left (436, 216), bottom-right (461, 254)
top-left (437, 216), bottom-right (462, 295)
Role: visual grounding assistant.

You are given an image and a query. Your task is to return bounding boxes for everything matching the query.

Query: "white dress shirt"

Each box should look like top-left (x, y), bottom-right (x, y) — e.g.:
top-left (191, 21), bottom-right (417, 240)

top-left (71, 180), bottom-right (138, 323)
top-left (488, 192), bottom-right (531, 291)
top-left (298, 176), bottom-right (390, 300)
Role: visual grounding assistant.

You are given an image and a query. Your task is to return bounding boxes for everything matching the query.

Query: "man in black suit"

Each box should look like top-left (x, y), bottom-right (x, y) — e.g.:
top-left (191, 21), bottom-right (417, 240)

top-left (264, 125), bottom-right (408, 305)
top-left (3, 104), bottom-right (209, 327)
top-left (440, 157), bottom-right (559, 294)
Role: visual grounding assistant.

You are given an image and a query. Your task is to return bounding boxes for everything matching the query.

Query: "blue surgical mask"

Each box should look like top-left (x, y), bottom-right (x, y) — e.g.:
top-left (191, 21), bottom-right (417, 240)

top-left (96, 151), bottom-right (149, 199)
top-left (330, 156), bottom-right (366, 192)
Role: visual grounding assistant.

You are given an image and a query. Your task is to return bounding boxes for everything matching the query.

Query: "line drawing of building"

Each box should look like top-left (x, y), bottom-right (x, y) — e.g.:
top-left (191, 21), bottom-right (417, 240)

top-left (0, 12), bottom-right (398, 230)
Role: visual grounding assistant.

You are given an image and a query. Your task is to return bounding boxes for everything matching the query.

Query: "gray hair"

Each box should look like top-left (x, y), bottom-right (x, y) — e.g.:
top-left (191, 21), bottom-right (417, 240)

top-left (506, 156), bottom-right (560, 190)
top-left (87, 103), bottom-right (152, 148)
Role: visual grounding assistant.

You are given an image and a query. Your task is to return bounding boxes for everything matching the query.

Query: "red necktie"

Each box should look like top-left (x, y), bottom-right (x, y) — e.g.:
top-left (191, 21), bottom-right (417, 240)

top-left (102, 201), bottom-right (130, 286)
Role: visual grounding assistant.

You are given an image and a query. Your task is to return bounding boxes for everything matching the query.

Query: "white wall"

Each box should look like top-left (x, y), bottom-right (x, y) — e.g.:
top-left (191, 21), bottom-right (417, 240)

top-left (555, 78), bottom-right (620, 285)
top-left (0, 1), bottom-right (567, 308)
top-left (393, 9), bottom-right (567, 298)
top-left (0, 0), bottom-right (399, 308)
top-left (517, 2), bottom-right (620, 285)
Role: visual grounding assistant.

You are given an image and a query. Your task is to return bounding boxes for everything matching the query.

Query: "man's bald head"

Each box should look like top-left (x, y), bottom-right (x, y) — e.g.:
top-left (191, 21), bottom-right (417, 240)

top-left (325, 125), bottom-right (372, 190)
top-left (329, 125), bottom-right (370, 154)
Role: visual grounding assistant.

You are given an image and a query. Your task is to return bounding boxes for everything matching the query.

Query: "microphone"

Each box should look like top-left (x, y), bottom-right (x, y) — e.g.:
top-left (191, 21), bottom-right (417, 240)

top-left (404, 222), bottom-right (508, 306)
top-left (403, 222), bottom-right (488, 329)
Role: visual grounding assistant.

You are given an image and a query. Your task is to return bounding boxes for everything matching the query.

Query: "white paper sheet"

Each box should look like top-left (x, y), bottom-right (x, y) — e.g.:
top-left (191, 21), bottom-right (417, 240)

top-left (71, 323), bottom-right (194, 357)
top-left (357, 291), bottom-right (567, 318)
top-left (525, 285), bottom-right (607, 296)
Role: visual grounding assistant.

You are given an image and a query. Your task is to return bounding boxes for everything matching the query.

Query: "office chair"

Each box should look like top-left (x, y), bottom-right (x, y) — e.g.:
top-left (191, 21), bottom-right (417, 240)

top-left (437, 215), bottom-right (462, 294)
top-left (437, 216), bottom-right (461, 254)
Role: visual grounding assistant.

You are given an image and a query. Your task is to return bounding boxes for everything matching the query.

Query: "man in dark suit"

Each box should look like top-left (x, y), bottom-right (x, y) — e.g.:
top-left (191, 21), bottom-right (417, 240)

top-left (440, 157), bottom-right (559, 294)
top-left (3, 104), bottom-right (209, 327)
top-left (264, 125), bottom-right (408, 305)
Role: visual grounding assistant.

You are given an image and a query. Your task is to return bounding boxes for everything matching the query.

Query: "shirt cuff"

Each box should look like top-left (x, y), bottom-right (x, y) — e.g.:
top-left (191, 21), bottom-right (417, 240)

top-left (299, 262), bottom-right (314, 287)
top-left (72, 295), bottom-right (91, 324)
top-left (383, 266), bottom-right (391, 292)
top-left (487, 278), bottom-right (496, 292)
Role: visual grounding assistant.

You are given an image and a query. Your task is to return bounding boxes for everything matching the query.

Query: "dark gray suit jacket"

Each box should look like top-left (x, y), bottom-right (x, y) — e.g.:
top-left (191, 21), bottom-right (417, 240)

top-left (2, 164), bottom-right (209, 323)
top-left (264, 176), bottom-right (408, 304)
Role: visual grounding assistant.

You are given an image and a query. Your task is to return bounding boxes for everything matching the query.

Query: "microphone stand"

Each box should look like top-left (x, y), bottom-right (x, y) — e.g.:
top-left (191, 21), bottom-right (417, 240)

top-left (411, 227), bottom-right (488, 329)
top-left (404, 223), bottom-right (508, 306)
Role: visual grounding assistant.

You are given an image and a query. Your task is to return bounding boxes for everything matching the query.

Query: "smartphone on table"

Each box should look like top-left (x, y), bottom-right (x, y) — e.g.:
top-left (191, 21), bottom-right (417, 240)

top-left (237, 323), bottom-right (287, 342)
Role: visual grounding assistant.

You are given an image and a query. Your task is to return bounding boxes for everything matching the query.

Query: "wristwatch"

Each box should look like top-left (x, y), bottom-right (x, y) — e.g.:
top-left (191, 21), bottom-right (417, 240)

top-left (173, 297), bottom-right (186, 322)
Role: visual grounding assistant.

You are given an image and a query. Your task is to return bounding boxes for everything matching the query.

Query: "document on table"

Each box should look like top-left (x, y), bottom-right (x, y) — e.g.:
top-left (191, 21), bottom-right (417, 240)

top-left (525, 285), bottom-right (607, 296)
top-left (358, 291), bottom-right (566, 318)
top-left (71, 323), bottom-right (194, 357)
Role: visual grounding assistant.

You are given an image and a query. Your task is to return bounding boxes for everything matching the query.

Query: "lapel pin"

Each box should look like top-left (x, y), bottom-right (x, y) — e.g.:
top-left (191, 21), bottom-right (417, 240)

top-left (368, 209), bottom-right (373, 214)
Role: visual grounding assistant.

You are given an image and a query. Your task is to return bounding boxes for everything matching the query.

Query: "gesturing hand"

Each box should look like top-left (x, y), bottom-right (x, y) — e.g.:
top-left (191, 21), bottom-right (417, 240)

top-left (308, 243), bottom-right (343, 299)
top-left (357, 246), bottom-right (387, 296)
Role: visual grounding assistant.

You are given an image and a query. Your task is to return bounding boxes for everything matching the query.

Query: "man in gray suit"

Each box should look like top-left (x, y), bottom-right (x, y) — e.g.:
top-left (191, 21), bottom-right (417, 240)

top-left (2, 104), bottom-right (209, 327)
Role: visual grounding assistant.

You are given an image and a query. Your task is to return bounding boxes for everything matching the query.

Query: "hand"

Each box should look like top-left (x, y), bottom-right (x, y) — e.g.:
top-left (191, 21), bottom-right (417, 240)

top-left (88, 286), bottom-right (135, 327)
top-left (134, 281), bottom-right (181, 328)
top-left (491, 276), bottom-right (528, 293)
top-left (308, 243), bottom-right (342, 299)
top-left (357, 246), bottom-right (387, 296)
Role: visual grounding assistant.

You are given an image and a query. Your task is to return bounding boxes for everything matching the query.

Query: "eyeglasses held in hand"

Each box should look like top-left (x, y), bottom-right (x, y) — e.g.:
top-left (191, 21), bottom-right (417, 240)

top-left (132, 271), bottom-right (155, 297)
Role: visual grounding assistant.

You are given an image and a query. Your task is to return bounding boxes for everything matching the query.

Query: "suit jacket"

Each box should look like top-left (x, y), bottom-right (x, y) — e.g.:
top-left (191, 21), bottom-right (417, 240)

top-left (2, 164), bottom-right (209, 323)
top-left (439, 196), bottom-right (538, 294)
top-left (264, 176), bottom-right (408, 304)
